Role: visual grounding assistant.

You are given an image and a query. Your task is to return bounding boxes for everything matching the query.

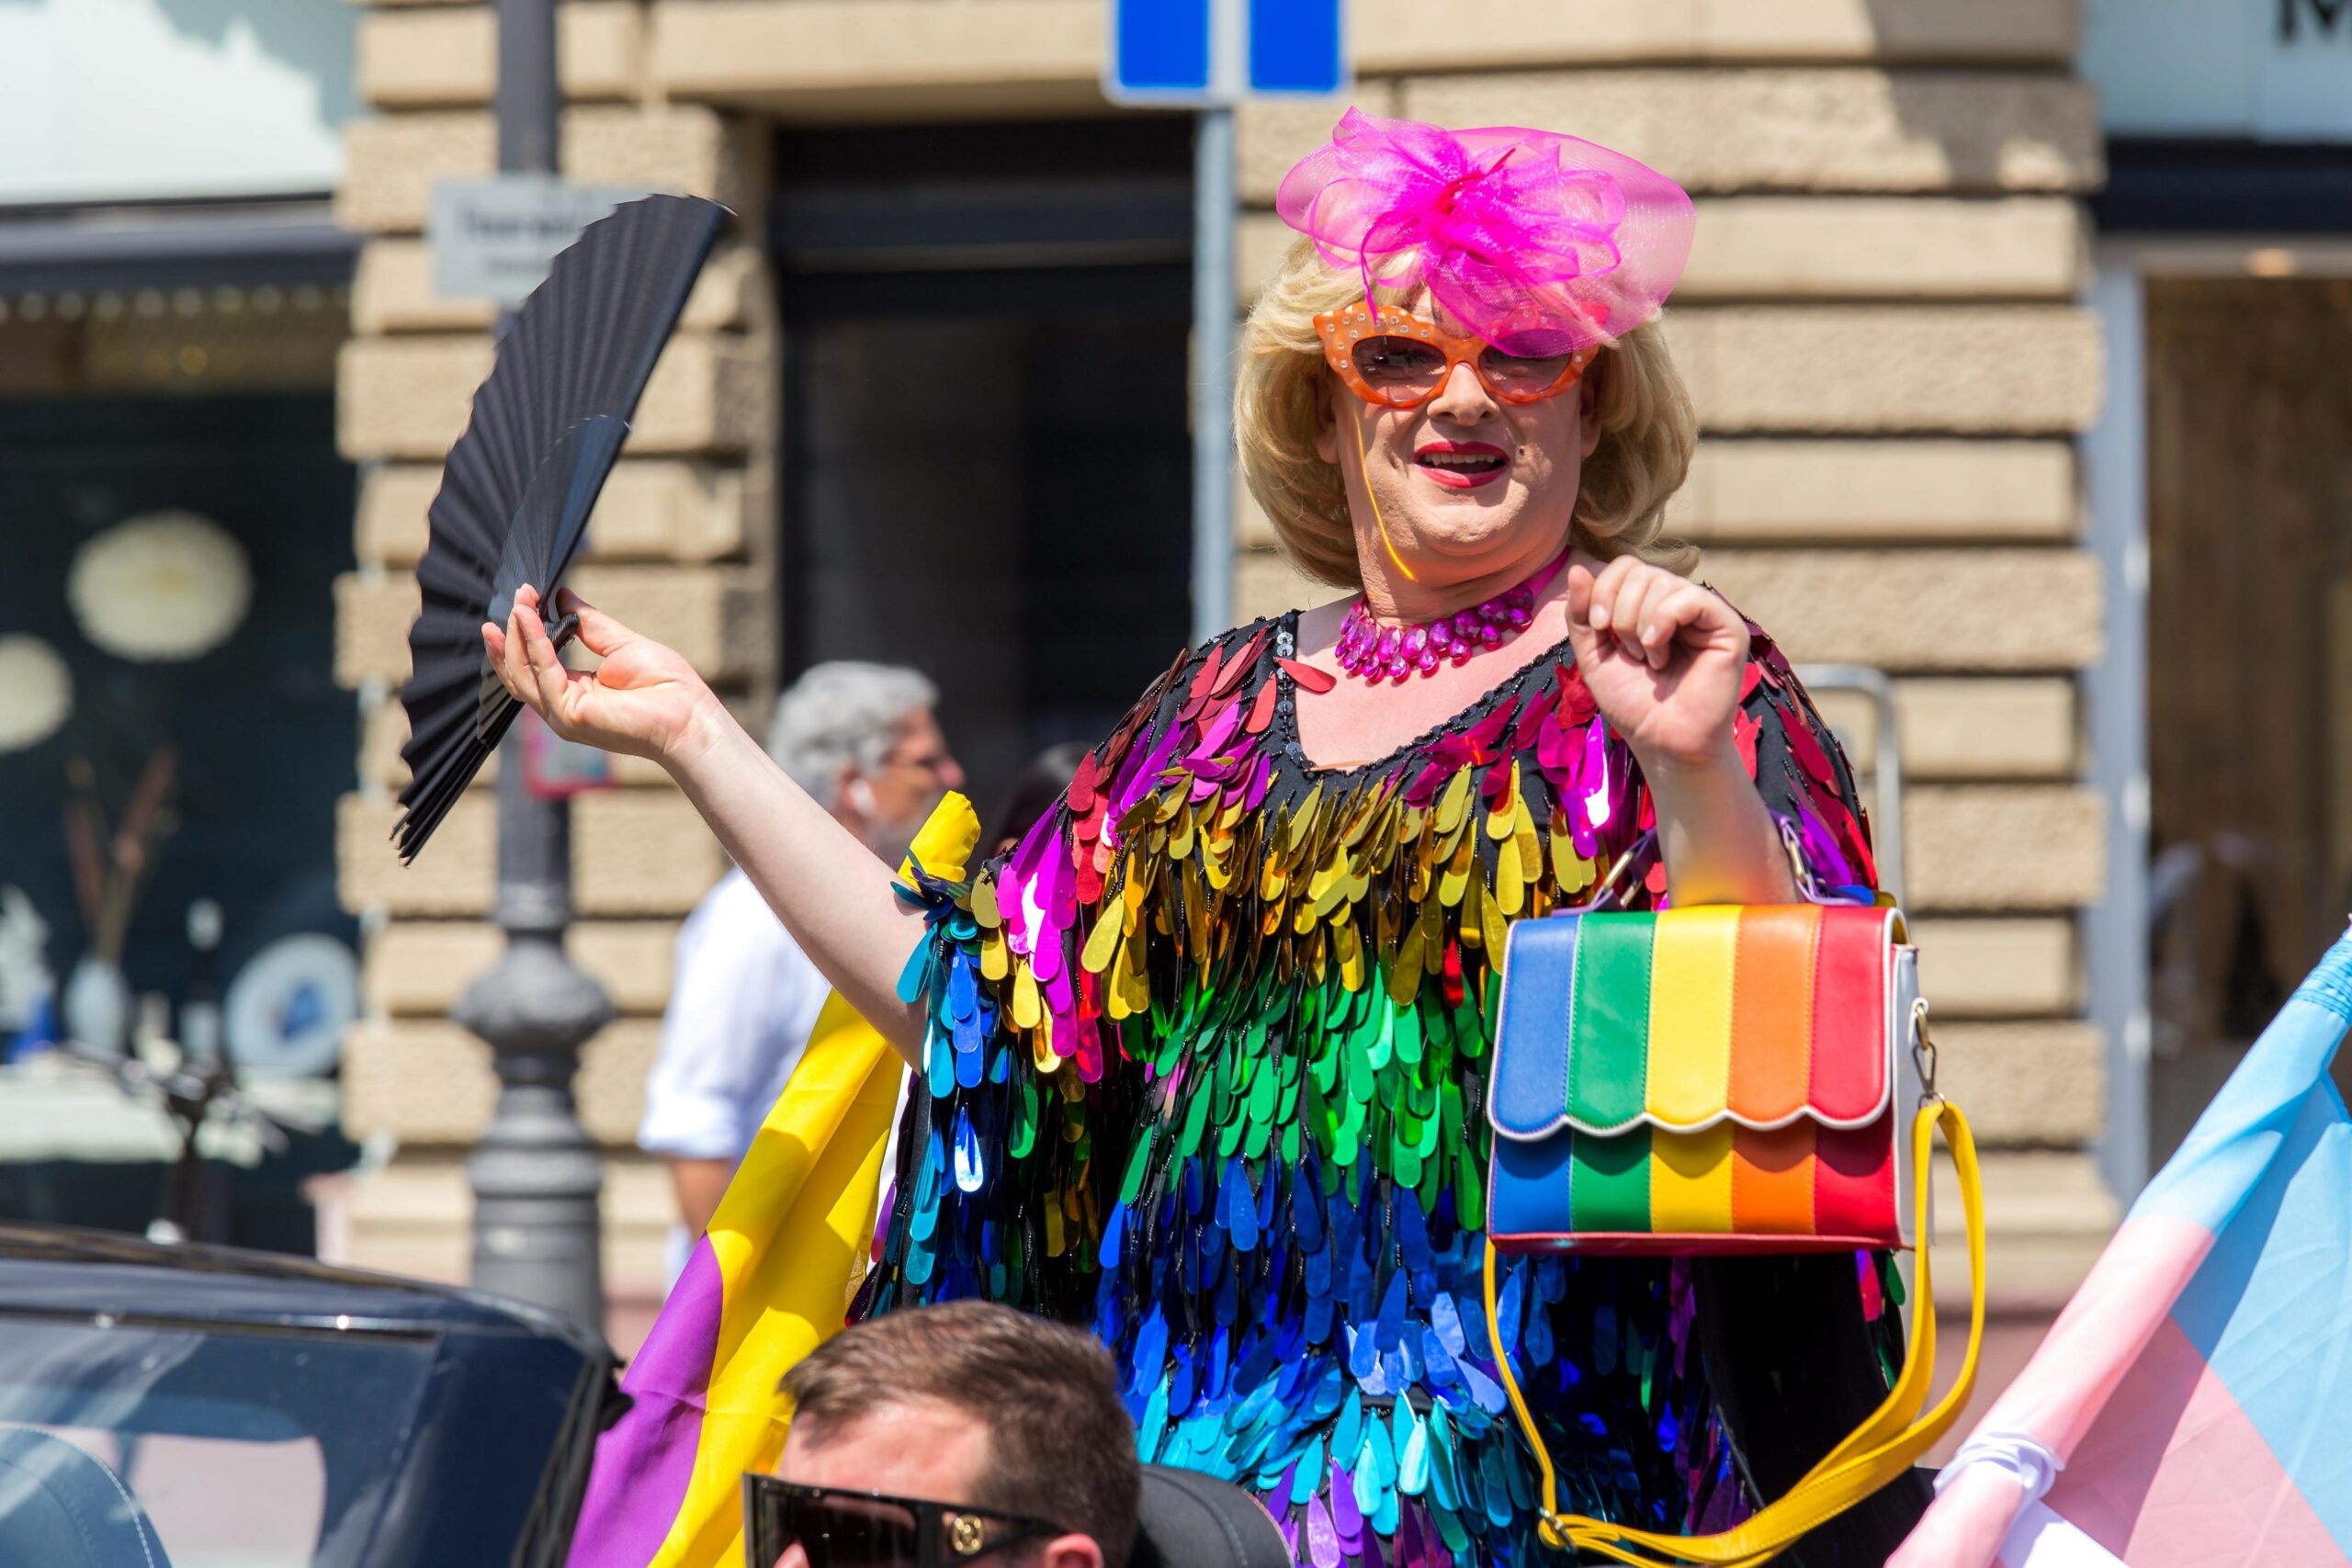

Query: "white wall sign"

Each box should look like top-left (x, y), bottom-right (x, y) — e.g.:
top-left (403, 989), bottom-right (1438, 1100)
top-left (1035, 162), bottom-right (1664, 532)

top-left (429, 177), bottom-right (647, 310)
top-left (2086, 0), bottom-right (2352, 139)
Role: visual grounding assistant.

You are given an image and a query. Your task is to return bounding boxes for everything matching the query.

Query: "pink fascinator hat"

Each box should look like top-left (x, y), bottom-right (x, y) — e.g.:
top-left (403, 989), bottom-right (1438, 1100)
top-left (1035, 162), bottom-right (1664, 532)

top-left (1276, 107), bottom-right (1695, 352)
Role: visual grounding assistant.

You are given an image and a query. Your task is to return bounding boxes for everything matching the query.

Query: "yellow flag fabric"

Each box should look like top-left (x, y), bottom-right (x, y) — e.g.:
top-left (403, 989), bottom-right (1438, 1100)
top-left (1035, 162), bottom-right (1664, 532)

top-left (564, 795), bottom-right (983, 1568)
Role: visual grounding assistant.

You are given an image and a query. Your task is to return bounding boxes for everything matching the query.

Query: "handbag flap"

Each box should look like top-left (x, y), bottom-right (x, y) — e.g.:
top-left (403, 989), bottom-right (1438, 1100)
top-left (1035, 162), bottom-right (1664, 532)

top-left (1489, 904), bottom-right (1898, 1142)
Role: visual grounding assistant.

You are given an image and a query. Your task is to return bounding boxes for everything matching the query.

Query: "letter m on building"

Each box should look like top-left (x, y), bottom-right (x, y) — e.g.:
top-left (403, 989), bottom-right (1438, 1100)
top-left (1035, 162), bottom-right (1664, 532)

top-left (2280, 0), bottom-right (2352, 39)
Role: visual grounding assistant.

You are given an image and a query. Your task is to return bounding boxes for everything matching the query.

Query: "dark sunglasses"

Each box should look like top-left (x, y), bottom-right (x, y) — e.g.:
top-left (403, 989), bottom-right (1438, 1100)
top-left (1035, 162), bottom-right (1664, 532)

top-left (744, 1475), bottom-right (1066, 1568)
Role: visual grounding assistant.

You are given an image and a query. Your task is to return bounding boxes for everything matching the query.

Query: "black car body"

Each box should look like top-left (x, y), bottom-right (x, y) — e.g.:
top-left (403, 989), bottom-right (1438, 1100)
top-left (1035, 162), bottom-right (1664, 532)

top-left (0, 1224), bottom-right (613, 1567)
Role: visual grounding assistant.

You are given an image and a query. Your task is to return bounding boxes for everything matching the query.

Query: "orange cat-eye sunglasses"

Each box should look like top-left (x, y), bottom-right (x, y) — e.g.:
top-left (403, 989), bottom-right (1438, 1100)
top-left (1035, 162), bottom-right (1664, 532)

top-left (1313, 303), bottom-right (1599, 410)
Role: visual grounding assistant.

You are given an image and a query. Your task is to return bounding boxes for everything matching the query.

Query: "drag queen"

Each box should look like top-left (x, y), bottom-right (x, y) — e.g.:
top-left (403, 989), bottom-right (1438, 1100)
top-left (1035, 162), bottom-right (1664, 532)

top-left (492, 110), bottom-right (1919, 1564)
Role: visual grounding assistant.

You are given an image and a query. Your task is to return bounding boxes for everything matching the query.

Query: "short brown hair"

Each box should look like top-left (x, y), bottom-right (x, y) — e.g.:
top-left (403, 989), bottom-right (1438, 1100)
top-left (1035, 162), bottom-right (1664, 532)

top-left (781, 1303), bottom-right (1140, 1568)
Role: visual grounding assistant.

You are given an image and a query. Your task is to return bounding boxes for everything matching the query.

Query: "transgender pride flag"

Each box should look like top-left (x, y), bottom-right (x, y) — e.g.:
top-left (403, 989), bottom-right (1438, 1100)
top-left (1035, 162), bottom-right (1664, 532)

top-left (1898, 930), bottom-right (2352, 1567)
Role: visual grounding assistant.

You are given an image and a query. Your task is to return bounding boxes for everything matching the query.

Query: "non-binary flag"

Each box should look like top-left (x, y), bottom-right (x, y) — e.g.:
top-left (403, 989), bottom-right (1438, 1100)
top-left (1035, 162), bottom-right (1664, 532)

top-left (563, 800), bottom-right (981, 1568)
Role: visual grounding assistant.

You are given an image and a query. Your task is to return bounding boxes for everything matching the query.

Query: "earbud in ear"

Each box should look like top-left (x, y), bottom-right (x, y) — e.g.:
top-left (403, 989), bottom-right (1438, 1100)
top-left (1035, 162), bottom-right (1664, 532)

top-left (847, 777), bottom-right (878, 815)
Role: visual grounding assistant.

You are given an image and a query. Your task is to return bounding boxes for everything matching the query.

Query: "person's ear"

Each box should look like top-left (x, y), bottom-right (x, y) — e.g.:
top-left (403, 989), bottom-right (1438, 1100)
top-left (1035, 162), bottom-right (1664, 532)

top-left (834, 762), bottom-right (870, 817)
top-left (1578, 376), bottom-right (1603, 459)
top-left (1313, 376), bottom-right (1342, 466)
top-left (1037, 1533), bottom-right (1104, 1568)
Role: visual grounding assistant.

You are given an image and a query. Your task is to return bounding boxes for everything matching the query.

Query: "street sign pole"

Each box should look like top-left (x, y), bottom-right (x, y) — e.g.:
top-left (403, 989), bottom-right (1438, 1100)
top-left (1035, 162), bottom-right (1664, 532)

top-left (1112, 0), bottom-right (1344, 646)
top-left (1191, 101), bottom-right (1236, 646)
top-left (458, 0), bottom-right (615, 1335)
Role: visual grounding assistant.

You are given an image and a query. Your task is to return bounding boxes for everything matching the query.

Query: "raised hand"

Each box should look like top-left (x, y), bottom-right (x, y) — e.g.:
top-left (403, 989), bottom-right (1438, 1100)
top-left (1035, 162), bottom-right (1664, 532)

top-left (482, 584), bottom-right (719, 764)
top-left (1563, 550), bottom-right (1748, 773)
top-left (482, 582), bottom-right (933, 1063)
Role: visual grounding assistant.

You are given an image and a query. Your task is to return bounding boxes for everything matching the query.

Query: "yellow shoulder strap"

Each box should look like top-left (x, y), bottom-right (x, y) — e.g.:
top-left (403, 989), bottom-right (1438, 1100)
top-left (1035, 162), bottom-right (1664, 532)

top-left (1484, 1098), bottom-right (1986, 1568)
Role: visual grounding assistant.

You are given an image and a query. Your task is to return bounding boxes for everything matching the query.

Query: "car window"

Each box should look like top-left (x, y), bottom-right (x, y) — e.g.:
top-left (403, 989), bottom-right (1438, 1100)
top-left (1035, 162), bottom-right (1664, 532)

top-left (0, 1317), bottom-right (435, 1567)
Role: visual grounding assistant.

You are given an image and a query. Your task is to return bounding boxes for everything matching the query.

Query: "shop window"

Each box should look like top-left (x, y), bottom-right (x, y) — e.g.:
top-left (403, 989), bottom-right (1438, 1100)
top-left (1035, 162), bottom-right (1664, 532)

top-left (0, 390), bottom-right (356, 1248)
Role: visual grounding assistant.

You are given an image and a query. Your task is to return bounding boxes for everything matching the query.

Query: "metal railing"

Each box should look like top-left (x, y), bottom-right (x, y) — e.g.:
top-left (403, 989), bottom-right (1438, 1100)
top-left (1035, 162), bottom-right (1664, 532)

top-left (1792, 663), bottom-right (1905, 908)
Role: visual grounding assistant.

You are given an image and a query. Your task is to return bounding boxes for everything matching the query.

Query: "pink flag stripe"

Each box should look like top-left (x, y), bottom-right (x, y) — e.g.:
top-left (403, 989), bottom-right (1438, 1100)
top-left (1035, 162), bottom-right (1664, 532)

top-left (1963, 1215), bottom-right (2214, 1459)
top-left (2043, 1316), bottom-right (2346, 1566)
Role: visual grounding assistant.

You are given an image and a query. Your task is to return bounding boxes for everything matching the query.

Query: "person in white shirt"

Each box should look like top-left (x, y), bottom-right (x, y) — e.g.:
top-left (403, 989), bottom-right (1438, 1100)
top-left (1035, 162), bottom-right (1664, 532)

top-left (638, 661), bottom-right (963, 1274)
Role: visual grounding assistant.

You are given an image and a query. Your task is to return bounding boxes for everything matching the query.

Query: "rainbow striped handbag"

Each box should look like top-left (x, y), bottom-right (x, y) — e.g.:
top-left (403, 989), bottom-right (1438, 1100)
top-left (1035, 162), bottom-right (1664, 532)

top-left (1481, 891), bottom-right (1989, 1567)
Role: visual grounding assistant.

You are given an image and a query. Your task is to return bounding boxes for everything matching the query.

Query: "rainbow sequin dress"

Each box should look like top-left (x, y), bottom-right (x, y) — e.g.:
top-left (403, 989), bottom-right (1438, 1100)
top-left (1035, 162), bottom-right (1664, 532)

top-left (854, 607), bottom-right (1896, 1566)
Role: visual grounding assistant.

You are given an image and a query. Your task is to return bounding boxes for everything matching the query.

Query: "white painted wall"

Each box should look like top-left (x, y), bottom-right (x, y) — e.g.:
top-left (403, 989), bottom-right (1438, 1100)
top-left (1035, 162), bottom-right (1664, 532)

top-left (0, 0), bottom-right (356, 205)
top-left (2085, 0), bottom-right (2352, 140)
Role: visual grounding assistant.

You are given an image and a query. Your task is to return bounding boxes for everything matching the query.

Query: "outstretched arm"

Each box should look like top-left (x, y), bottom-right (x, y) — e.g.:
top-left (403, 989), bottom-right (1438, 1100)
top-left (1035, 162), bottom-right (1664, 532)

top-left (483, 584), bottom-right (929, 1062)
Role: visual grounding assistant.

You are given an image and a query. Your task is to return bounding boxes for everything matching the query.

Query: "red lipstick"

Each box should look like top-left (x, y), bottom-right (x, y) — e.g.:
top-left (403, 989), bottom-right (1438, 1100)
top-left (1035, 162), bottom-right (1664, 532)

top-left (1412, 439), bottom-right (1509, 490)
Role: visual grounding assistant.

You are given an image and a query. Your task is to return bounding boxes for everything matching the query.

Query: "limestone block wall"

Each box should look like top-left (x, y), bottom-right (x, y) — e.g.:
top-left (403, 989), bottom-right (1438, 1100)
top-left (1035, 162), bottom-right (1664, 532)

top-left (333, 0), bottom-right (2116, 1311)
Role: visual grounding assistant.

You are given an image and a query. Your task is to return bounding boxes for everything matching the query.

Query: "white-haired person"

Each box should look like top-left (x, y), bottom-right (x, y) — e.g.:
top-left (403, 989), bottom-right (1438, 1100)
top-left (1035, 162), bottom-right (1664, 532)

top-left (497, 110), bottom-right (1916, 1564)
top-left (638, 660), bottom-right (962, 1273)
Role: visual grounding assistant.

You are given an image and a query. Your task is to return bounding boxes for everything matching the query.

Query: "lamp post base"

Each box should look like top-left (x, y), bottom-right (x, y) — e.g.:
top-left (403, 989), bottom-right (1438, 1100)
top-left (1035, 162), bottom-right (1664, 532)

top-left (455, 731), bottom-right (616, 1331)
top-left (458, 931), bottom-right (613, 1331)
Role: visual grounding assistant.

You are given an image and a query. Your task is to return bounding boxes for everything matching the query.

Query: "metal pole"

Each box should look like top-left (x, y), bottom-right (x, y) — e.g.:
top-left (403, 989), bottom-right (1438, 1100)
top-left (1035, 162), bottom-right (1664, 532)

top-left (495, 0), bottom-right (558, 176)
top-left (457, 753), bottom-right (612, 1328)
top-left (458, 0), bottom-right (615, 1331)
top-left (1191, 105), bottom-right (1237, 645)
top-left (1791, 663), bottom-right (1906, 908)
top-left (2085, 256), bottom-right (2152, 1202)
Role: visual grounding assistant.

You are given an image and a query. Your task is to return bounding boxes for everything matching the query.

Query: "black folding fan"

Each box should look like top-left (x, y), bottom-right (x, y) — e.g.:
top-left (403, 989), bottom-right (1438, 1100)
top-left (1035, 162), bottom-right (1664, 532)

top-left (393, 194), bottom-right (727, 862)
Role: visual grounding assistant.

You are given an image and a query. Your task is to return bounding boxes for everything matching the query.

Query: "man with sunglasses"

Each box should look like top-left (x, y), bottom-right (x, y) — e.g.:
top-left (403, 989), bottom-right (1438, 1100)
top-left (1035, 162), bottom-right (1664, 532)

top-left (750, 1303), bottom-right (1289, 1568)
top-left (750, 1302), bottom-right (1136, 1568)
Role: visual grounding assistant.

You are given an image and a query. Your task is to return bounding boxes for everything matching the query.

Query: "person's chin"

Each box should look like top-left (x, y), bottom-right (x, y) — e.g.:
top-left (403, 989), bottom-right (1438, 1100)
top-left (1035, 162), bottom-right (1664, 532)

top-left (862, 823), bottom-right (922, 863)
top-left (863, 793), bottom-right (950, 863)
top-left (1393, 502), bottom-right (1532, 559)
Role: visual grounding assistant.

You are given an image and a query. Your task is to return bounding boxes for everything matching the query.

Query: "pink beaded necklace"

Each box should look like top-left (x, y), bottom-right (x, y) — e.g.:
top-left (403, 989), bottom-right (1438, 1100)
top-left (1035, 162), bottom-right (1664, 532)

top-left (1333, 545), bottom-right (1573, 684)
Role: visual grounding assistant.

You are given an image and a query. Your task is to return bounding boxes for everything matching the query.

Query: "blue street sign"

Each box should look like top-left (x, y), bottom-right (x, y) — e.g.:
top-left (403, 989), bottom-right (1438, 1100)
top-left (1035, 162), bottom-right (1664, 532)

top-left (1114, 0), bottom-right (1212, 95)
top-left (1250, 0), bottom-right (1344, 95)
top-left (1109, 0), bottom-right (1345, 643)
top-left (1107, 0), bottom-right (1346, 105)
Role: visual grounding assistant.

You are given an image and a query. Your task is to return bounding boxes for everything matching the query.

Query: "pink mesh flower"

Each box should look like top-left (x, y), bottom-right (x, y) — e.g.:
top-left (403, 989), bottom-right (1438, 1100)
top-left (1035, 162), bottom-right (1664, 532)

top-left (1276, 108), bottom-right (1694, 351)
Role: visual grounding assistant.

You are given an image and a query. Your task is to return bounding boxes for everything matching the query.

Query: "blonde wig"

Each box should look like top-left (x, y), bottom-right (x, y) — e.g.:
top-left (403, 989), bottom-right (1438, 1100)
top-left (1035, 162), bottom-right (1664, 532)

top-left (1235, 233), bottom-right (1698, 590)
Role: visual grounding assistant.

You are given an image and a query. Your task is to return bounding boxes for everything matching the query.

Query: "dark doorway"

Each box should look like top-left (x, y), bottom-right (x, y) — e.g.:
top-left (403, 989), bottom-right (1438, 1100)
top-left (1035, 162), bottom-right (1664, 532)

top-left (775, 118), bottom-right (1197, 822)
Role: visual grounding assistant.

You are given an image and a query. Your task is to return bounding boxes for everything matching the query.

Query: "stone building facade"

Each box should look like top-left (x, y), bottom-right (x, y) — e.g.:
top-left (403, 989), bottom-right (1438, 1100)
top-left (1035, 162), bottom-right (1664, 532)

top-left (331, 0), bottom-right (2115, 1342)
